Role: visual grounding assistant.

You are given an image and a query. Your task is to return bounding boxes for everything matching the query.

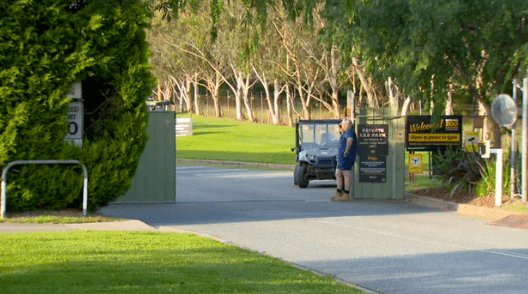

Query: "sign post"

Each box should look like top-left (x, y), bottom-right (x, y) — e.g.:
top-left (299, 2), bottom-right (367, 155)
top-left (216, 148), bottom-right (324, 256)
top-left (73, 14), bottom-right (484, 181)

top-left (65, 81), bottom-right (83, 147)
top-left (523, 78), bottom-right (528, 202)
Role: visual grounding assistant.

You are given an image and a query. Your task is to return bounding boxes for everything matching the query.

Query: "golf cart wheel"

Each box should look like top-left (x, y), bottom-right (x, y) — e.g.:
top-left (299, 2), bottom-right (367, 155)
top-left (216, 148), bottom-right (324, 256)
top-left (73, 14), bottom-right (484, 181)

top-left (294, 165), bottom-right (299, 185)
top-left (295, 164), bottom-right (309, 188)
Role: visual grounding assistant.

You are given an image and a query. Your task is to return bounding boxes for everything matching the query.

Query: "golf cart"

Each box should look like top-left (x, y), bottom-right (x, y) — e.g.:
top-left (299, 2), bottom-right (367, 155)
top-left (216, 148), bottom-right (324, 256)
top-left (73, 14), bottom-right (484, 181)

top-left (292, 119), bottom-right (342, 188)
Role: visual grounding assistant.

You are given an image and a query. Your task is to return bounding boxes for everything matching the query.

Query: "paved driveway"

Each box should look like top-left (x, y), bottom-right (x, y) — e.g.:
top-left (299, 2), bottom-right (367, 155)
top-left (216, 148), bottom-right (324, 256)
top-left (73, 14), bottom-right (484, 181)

top-left (99, 164), bottom-right (528, 294)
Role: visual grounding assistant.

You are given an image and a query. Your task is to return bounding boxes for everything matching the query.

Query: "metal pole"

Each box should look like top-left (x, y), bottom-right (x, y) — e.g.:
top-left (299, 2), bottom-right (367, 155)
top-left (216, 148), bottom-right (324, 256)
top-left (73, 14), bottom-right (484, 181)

top-left (523, 77), bottom-right (528, 202)
top-left (1, 160), bottom-right (88, 218)
top-left (493, 149), bottom-right (503, 206)
top-left (511, 79), bottom-right (517, 199)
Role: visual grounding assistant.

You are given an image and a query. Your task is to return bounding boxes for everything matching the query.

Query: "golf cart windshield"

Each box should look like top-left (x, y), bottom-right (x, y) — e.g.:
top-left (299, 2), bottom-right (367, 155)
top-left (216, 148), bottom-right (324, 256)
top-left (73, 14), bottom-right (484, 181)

top-left (300, 123), bottom-right (340, 150)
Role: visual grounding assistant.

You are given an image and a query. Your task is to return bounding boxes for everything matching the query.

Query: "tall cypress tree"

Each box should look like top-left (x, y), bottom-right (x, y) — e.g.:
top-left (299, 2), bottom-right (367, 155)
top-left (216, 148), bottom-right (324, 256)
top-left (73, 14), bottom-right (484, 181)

top-left (0, 0), bottom-right (156, 212)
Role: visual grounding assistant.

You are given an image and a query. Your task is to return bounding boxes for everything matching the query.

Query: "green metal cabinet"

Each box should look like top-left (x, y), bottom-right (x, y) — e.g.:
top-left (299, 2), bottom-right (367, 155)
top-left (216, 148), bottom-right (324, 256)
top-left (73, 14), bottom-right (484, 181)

top-left (116, 111), bottom-right (176, 202)
top-left (353, 107), bottom-right (406, 200)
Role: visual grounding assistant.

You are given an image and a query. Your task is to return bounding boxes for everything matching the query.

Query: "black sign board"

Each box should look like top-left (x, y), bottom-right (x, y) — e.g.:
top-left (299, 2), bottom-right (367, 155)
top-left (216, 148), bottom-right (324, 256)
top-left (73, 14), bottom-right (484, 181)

top-left (359, 156), bottom-right (387, 183)
top-left (406, 115), bottom-right (462, 151)
top-left (357, 124), bottom-right (389, 156)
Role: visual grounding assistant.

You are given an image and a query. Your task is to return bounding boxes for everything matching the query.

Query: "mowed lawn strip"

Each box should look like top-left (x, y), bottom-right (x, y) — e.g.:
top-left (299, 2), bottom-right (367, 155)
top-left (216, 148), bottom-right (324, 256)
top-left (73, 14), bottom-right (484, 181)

top-left (0, 231), bottom-right (364, 294)
top-left (176, 114), bottom-right (296, 164)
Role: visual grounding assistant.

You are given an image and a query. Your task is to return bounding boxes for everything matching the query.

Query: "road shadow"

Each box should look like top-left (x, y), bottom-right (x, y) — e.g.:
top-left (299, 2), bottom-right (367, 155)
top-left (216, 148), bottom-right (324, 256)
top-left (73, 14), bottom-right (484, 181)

top-left (99, 200), bottom-right (435, 226)
top-left (101, 164), bottom-right (437, 226)
top-left (300, 249), bottom-right (528, 294)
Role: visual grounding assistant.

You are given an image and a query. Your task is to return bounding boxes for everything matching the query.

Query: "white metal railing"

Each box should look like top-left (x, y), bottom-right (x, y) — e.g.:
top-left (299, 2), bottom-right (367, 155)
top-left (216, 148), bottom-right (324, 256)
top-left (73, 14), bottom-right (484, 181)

top-left (1, 160), bottom-right (88, 218)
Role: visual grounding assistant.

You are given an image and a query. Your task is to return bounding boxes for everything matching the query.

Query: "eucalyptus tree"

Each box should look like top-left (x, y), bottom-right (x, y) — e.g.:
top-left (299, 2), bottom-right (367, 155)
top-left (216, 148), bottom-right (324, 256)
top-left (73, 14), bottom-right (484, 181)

top-left (329, 0), bottom-right (528, 145)
top-left (250, 4), bottom-right (290, 125)
top-left (148, 9), bottom-right (202, 113)
top-left (213, 1), bottom-right (260, 122)
top-left (273, 8), bottom-right (324, 120)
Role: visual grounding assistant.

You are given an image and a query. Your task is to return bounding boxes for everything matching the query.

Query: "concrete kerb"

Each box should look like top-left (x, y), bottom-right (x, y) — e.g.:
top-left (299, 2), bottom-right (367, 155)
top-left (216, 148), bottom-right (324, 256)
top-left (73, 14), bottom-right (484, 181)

top-left (405, 192), bottom-right (527, 220)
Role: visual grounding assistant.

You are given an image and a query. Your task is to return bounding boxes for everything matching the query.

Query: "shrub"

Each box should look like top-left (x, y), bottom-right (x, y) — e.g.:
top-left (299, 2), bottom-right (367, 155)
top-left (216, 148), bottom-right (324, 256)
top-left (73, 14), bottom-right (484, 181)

top-left (0, 0), bottom-right (155, 212)
top-left (475, 151), bottom-right (512, 198)
top-left (433, 146), bottom-right (483, 195)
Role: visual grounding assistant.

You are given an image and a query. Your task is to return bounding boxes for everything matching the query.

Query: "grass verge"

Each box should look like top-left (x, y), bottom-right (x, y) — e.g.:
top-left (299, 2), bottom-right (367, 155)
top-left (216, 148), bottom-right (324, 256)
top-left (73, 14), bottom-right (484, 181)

top-left (0, 231), bottom-right (364, 294)
top-left (0, 209), bottom-right (125, 224)
top-left (505, 204), bottom-right (528, 213)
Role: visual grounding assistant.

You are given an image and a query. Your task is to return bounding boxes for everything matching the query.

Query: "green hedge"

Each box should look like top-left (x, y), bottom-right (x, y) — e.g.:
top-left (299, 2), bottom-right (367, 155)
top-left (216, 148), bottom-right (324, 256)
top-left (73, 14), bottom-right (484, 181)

top-left (0, 0), bottom-right (155, 212)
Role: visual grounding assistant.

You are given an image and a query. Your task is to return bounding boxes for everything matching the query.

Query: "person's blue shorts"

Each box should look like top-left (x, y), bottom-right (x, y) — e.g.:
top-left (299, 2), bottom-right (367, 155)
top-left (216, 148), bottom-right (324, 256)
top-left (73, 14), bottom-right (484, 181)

top-left (337, 155), bottom-right (354, 170)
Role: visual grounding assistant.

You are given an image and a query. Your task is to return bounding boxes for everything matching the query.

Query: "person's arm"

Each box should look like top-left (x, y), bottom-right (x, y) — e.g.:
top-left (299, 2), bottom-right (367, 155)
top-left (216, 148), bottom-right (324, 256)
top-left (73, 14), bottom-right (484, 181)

top-left (344, 137), bottom-right (354, 157)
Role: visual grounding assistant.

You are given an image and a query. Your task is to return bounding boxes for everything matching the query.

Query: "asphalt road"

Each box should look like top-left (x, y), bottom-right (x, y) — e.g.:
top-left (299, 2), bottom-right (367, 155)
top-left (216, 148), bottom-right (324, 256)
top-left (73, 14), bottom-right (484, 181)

top-left (99, 164), bottom-right (528, 294)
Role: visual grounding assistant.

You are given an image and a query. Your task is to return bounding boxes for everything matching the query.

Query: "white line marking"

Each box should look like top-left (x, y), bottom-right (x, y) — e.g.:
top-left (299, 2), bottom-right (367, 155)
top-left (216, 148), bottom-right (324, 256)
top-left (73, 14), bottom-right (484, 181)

top-left (313, 219), bottom-right (528, 260)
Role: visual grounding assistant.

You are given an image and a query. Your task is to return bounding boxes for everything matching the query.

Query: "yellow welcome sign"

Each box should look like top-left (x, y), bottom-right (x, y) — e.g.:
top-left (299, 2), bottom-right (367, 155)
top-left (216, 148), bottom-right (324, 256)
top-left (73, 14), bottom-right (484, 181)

top-left (409, 154), bottom-right (423, 173)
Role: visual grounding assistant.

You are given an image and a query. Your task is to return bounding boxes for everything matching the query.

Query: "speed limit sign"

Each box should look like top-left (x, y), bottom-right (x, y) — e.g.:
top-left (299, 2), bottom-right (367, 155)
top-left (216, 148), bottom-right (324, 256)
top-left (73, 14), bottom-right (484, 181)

top-left (65, 101), bottom-right (83, 146)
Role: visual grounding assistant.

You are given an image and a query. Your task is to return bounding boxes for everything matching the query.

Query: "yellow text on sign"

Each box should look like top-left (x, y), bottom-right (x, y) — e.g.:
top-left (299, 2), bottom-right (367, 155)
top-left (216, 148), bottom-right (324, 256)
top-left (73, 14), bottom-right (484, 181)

top-left (408, 133), bottom-right (460, 143)
top-left (409, 154), bottom-right (423, 174)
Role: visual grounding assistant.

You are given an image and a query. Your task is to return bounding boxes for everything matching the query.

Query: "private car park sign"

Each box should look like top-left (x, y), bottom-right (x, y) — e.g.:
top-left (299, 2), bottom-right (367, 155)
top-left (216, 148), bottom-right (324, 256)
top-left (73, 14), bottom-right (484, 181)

top-left (357, 124), bottom-right (389, 183)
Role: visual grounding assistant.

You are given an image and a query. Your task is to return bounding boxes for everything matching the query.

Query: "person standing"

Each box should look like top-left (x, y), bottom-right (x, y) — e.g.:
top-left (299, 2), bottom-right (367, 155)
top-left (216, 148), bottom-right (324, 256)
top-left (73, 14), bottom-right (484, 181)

top-left (331, 118), bottom-right (358, 201)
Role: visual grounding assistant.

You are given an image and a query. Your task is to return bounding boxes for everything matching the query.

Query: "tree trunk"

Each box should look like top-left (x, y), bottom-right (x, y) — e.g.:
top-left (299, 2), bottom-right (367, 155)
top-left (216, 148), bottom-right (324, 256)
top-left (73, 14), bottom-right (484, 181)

top-left (401, 97), bottom-right (411, 117)
top-left (213, 73), bottom-right (222, 117)
top-left (235, 85), bottom-right (243, 120)
top-left (207, 71), bottom-right (222, 118)
top-left (178, 90), bottom-right (184, 112)
top-left (240, 75), bottom-right (254, 122)
top-left (252, 64), bottom-right (281, 125)
top-left (446, 82), bottom-right (454, 115)
top-left (272, 78), bottom-right (282, 124)
top-left (286, 83), bottom-right (294, 127)
top-left (352, 57), bottom-right (376, 108)
top-left (193, 74), bottom-right (200, 115)
top-left (330, 46), bottom-right (341, 118)
top-left (386, 77), bottom-right (399, 116)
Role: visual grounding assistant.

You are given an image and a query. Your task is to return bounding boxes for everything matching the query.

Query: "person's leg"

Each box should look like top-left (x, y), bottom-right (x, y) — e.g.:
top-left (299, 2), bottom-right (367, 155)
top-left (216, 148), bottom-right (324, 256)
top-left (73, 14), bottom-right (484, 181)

top-left (331, 169), bottom-right (344, 201)
top-left (342, 170), bottom-right (350, 192)
top-left (338, 170), bottom-right (351, 201)
top-left (335, 169), bottom-right (344, 191)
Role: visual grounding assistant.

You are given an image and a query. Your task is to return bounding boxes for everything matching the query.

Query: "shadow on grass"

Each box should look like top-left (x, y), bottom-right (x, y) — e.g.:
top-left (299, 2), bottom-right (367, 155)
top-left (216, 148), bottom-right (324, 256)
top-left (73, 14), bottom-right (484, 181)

top-left (1, 247), bottom-right (358, 294)
top-left (189, 131), bottom-right (227, 136)
top-left (193, 124), bottom-right (236, 130)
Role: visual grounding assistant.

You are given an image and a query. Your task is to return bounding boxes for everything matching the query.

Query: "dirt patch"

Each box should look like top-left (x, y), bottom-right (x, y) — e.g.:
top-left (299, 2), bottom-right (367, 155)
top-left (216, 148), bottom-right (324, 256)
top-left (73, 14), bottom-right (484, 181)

top-left (410, 188), bottom-right (528, 209)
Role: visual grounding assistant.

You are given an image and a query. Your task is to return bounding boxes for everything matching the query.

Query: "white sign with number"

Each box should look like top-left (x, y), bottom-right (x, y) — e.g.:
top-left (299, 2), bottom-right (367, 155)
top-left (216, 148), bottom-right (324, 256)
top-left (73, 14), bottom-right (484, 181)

top-left (65, 102), bottom-right (83, 146)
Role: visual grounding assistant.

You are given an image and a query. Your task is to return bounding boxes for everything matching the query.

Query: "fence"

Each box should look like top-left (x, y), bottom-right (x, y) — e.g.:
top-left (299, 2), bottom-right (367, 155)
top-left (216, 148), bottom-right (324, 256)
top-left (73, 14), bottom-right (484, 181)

top-left (179, 92), bottom-right (337, 124)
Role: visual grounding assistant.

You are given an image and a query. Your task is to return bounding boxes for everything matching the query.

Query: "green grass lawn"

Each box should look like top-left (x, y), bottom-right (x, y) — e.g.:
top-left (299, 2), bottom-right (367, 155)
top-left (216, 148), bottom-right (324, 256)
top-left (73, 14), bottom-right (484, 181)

top-left (0, 214), bottom-right (123, 224)
top-left (0, 231), bottom-right (363, 294)
top-left (176, 114), bottom-right (296, 164)
top-left (505, 204), bottom-right (528, 213)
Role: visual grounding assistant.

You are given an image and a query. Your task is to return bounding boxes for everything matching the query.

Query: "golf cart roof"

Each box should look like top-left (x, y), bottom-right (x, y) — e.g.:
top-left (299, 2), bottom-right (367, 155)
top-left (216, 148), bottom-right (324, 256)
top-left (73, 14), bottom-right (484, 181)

top-left (296, 119), bottom-right (342, 125)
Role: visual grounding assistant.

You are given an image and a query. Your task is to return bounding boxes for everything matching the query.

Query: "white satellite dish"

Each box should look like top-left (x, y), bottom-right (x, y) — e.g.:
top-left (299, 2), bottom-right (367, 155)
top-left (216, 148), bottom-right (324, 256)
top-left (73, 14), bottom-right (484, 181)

top-left (491, 94), bottom-right (517, 127)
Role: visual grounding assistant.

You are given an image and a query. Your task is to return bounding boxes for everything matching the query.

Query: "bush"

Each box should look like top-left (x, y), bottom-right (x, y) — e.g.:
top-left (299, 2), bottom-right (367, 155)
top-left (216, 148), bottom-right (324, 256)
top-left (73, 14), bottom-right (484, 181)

top-left (0, 0), bottom-right (155, 212)
top-left (433, 146), bottom-right (483, 194)
top-left (475, 151), bottom-right (512, 198)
